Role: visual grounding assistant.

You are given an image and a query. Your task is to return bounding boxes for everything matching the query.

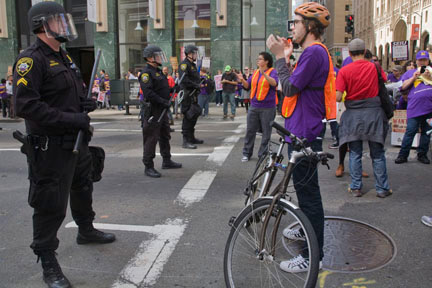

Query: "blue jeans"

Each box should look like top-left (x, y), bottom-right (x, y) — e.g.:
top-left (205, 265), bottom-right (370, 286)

top-left (215, 90), bottom-right (223, 104)
top-left (198, 94), bottom-right (210, 116)
top-left (349, 140), bottom-right (390, 193)
top-left (398, 112), bottom-right (432, 158)
top-left (222, 92), bottom-right (236, 116)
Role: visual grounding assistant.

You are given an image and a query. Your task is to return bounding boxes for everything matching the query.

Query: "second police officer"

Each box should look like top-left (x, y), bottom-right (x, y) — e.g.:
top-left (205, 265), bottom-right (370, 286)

top-left (139, 45), bottom-right (182, 178)
top-left (179, 45), bottom-right (204, 149)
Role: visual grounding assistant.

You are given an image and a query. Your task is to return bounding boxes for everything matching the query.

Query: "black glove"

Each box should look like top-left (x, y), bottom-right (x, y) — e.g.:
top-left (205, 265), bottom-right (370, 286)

top-left (74, 113), bottom-right (91, 130)
top-left (193, 83), bottom-right (201, 90)
top-left (80, 98), bottom-right (97, 112)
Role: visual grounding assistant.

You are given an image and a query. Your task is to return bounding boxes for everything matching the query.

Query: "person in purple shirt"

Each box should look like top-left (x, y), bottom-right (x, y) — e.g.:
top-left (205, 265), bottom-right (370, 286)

top-left (267, 1), bottom-right (332, 273)
top-left (342, 56), bottom-right (353, 67)
top-left (237, 51), bottom-right (278, 162)
top-left (387, 65), bottom-right (403, 83)
top-left (395, 50), bottom-right (432, 164)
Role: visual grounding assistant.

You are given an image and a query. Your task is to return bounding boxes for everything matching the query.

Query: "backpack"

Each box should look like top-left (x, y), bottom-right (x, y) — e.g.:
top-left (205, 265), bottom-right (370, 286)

top-left (206, 78), bottom-right (215, 94)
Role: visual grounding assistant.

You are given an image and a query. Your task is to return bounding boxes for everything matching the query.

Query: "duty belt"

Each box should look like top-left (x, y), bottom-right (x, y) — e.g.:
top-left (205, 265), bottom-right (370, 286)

top-left (28, 134), bottom-right (77, 151)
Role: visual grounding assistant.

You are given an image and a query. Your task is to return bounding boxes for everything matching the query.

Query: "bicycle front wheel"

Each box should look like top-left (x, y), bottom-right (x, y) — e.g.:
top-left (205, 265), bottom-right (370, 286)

top-left (224, 197), bottom-right (320, 288)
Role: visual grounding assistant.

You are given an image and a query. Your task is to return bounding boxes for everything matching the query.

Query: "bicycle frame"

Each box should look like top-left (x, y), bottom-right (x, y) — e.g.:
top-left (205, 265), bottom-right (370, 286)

top-left (258, 147), bottom-right (315, 257)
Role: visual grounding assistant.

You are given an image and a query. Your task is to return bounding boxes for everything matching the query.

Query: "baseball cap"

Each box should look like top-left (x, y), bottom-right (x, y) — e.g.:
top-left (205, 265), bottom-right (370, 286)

top-left (348, 38), bottom-right (365, 52)
top-left (224, 65), bottom-right (231, 72)
top-left (416, 50), bottom-right (430, 60)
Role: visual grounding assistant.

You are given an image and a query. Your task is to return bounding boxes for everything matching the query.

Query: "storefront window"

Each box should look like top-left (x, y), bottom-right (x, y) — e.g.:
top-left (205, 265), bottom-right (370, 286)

top-left (175, 0), bottom-right (211, 66)
top-left (118, 0), bottom-right (150, 77)
top-left (242, 0), bottom-right (266, 69)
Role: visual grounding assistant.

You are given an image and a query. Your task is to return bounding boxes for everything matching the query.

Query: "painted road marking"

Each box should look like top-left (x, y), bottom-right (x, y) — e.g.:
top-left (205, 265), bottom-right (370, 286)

top-left (175, 170), bottom-right (218, 207)
top-left (94, 128), bottom-right (242, 133)
top-left (206, 145), bottom-right (235, 166)
top-left (65, 218), bottom-right (187, 288)
top-left (0, 148), bottom-right (20, 151)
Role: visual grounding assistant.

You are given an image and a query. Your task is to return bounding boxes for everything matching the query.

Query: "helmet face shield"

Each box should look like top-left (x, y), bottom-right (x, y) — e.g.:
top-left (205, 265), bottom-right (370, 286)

top-left (42, 13), bottom-right (78, 42)
top-left (153, 51), bottom-right (167, 64)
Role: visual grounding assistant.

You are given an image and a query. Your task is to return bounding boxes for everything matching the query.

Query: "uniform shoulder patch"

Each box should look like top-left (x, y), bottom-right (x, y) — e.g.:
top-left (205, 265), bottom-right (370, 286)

top-left (16, 57), bottom-right (34, 77)
top-left (141, 73), bottom-right (150, 83)
top-left (180, 64), bottom-right (187, 71)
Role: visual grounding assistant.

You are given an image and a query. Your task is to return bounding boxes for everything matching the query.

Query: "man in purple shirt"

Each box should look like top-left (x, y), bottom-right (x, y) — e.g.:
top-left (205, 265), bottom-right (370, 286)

top-left (395, 50), bottom-right (432, 164)
top-left (237, 51), bottom-right (278, 161)
top-left (267, 1), bottom-right (331, 273)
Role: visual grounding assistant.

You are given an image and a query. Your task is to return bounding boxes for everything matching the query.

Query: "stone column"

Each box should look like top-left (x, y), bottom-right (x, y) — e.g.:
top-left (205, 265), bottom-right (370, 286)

top-left (210, 0), bottom-right (241, 76)
top-left (94, 0), bottom-right (118, 79)
top-left (0, 0), bottom-right (18, 77)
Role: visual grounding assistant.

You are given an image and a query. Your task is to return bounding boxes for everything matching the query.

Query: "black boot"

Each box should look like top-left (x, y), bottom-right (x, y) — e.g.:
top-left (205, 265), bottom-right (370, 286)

top-left (77, 225), bottom-right (116, 245)
top-left (39, 251), bottom-right (72, 288)
top-left (191, 137), bottom-right (204, 144)
top-left (162, 159), bottom-right (182, 169)
top-left (182, 137), bottom-right (197, 149)
top-left (145, 167), bottom-right (162, 178)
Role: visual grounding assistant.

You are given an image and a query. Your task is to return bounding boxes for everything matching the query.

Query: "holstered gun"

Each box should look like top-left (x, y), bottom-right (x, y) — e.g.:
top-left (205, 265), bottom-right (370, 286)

top-left (12, 130), bottom-right (36, 164)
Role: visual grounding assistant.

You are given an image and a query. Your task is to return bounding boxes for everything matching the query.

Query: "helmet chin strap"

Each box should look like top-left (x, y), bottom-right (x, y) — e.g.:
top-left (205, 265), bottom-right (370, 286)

top-left (45, 25), bottom-right (68, 43)
top-left (147, 59), bottom-right (162, 66)
top-left (298, 20), bottom-right (310, 48)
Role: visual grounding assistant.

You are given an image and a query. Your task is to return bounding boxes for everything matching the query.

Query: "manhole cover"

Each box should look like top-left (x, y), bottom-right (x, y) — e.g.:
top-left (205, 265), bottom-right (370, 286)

top-left (283, 217), bottom-right (396, 273)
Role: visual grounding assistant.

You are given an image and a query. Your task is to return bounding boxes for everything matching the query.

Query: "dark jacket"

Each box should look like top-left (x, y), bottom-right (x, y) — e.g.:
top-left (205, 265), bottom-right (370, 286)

top-left (13, 38), bottom-right (86, 135)
top-left (339, 96), bottom-right (389, 145)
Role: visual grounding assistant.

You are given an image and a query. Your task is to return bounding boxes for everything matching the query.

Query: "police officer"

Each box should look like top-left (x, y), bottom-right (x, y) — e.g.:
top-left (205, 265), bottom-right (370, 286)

top-left (139, 45), bottom-right (182, 178)
top-left (179, 45), bottom-right (204, 149)
top-left (13, 2), bottom-right (115, 288)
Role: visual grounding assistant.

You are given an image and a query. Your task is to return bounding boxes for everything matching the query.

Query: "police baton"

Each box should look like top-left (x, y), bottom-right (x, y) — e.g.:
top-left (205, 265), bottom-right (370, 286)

top-left (149, 72), bottom-right (186, 124)
top-left (73, 49), bottom-right (102, 154)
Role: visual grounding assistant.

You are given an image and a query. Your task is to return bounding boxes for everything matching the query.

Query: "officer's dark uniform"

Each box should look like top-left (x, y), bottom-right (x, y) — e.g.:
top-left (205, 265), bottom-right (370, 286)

top-left (13, 2), bottom-right (114, 288)
top-left (179, 46), bottom-right (204, 149)
top-left (139, 46), bottom-right (181, 178)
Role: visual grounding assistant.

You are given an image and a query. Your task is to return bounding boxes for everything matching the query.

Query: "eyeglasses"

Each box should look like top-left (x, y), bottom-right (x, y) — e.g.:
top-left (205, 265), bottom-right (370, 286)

top-left (293, 19), bottom-right (304, 26)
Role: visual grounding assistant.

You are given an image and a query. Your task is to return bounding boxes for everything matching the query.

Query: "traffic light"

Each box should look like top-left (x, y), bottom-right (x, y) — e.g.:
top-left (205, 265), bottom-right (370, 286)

top-left (345, 15), bottom-right (354, 35)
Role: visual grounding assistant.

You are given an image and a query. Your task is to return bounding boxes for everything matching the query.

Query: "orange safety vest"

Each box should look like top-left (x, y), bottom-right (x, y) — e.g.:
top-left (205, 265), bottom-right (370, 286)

top-left (250, 68), bottom-right (275, 102)
top-left (281, 42), bottom-right (336, 120)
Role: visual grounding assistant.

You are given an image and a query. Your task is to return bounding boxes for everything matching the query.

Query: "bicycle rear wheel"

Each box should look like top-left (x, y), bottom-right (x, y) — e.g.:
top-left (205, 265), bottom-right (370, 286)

top-left (224, 197), bottom-right (320, 288)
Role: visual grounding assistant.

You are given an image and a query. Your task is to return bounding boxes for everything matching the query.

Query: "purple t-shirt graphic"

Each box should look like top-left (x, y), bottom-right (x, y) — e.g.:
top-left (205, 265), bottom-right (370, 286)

top-left (400, 69), bottom-right (432, 118)
top-left (276, 44), bottom-right (328, 142)
top-left (247, 68), bottom-right (279, 108)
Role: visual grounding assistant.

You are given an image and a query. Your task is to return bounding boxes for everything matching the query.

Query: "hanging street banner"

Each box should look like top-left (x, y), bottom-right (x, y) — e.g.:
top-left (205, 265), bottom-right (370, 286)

top-left (391, 41), bottom-right (409, 61)
top-left (411, 24), bottom-right (420, 40)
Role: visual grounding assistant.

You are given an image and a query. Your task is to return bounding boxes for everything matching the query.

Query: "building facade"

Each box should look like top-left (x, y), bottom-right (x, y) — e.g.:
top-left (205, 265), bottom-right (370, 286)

top-left (370, 0), bottom-right (432, 70)
top-left (0, 0), bottom-right (290, 85)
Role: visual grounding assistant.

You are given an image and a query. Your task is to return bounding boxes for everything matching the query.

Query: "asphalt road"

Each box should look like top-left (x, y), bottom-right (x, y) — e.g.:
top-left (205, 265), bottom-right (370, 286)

top-left (0, 106), bottom-right (431, 288)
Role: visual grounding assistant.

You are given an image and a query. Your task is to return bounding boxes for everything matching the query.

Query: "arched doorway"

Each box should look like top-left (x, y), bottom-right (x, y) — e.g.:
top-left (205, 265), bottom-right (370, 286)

top-left (379, 45), bottom-right (383, 65)
top-left (422, 31), bottom-right (430, 50)
top-left (393, 19), bottom-right (407, 41)
top-left (385, 43), bottom-right (390, 70)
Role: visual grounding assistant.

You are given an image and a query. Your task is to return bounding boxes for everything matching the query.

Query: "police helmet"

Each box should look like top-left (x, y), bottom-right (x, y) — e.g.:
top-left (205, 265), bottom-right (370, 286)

top-left (28, 1), bottom-right (78, 42)
top-left (143, 45), bottom-right (167, 64)
top-left (185, 45), bottom-right (200, 55)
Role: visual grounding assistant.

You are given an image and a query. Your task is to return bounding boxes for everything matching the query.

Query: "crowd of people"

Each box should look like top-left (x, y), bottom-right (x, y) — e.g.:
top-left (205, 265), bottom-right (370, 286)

top-left (5, 1), bottom-right (432, 287)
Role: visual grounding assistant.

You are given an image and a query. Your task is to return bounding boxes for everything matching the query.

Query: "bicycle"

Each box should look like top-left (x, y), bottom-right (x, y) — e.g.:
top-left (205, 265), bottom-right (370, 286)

top-left (224, 121), bottom-right (334, 288)
top-left (243, 136), bottom-right (287, 206)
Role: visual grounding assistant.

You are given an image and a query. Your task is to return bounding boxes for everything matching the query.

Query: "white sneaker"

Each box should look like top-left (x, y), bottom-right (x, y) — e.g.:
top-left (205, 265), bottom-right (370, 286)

top-left (421, 216), bottom-right (432, 227)
top-left (280, 255), bottom-right (322, 273)
top-left (282, 227), bottom-right (305, 241)
top-left (241, 156), bottom-right (249, 162)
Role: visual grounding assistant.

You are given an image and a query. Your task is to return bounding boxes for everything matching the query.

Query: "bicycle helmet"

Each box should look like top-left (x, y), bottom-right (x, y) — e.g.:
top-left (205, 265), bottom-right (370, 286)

top-left (294, 2), bottom-right (330, 28)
